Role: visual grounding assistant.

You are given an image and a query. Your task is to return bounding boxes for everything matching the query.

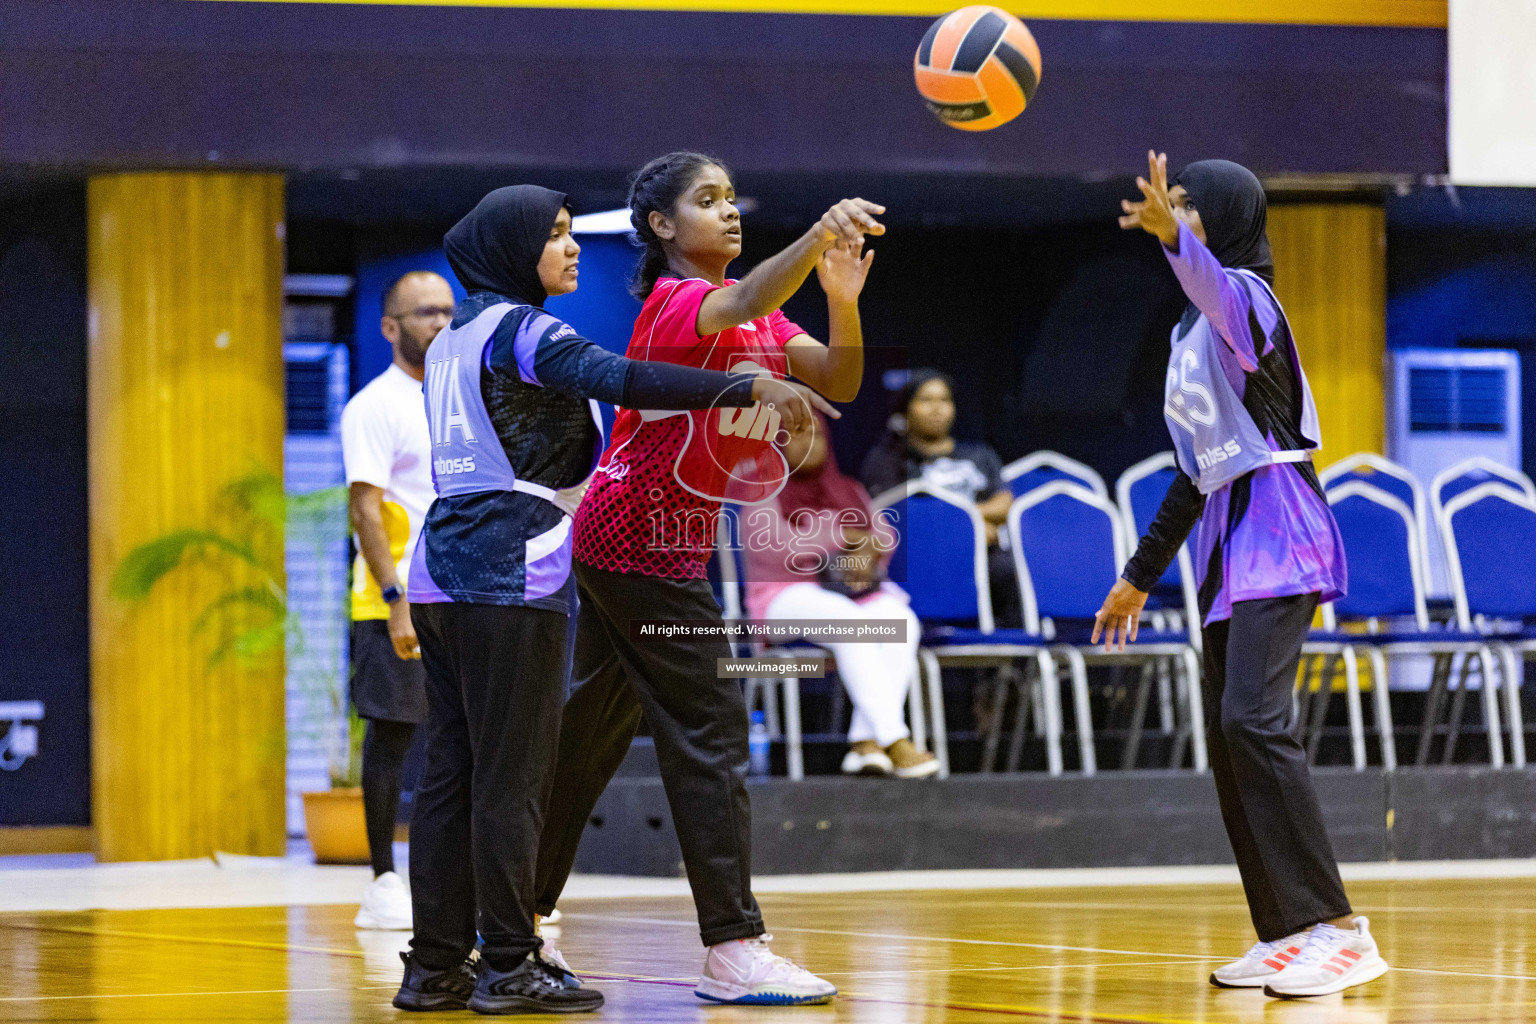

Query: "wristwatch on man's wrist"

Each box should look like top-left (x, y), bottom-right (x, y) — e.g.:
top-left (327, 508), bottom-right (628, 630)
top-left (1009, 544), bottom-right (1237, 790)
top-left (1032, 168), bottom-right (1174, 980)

top-left (381, 584), bottom-right (404, 605)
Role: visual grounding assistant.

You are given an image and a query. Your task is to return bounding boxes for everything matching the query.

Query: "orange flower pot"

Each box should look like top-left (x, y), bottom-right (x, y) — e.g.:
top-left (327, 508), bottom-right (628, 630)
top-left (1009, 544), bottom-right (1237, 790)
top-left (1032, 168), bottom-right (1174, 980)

top-left (301, 787), bottom-right (371, 865)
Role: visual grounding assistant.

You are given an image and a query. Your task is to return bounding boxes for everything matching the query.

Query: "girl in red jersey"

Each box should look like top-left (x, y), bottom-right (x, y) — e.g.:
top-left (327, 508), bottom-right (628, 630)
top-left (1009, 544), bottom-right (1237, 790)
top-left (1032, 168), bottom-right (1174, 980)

top-left (534, 151), bottom-right (881, 1006)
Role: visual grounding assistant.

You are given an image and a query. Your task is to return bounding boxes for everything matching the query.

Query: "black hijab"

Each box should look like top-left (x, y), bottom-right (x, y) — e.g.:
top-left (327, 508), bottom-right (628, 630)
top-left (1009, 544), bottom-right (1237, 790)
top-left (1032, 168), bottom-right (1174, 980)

top-left (1173, 159), bottom-right (1274, 285)
top-left (444, 184), bottom-right (568, 306)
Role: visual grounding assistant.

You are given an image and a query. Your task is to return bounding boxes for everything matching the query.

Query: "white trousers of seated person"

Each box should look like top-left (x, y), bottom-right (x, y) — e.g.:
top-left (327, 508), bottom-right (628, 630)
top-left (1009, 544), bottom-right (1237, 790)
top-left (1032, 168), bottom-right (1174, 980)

top-left (763, 583), bottom-right (920, 748)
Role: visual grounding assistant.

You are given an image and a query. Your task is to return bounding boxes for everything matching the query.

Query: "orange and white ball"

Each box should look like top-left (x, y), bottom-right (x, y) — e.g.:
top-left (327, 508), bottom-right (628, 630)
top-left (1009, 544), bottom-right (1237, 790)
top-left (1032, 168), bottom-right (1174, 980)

top-left (914, 6), bottom-right (1042, 132)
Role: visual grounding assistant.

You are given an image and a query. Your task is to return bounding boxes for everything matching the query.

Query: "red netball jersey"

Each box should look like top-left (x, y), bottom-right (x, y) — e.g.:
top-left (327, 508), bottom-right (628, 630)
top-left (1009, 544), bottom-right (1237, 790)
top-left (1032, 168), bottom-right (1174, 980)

top-left (574, 277), bottom-right (802, 579)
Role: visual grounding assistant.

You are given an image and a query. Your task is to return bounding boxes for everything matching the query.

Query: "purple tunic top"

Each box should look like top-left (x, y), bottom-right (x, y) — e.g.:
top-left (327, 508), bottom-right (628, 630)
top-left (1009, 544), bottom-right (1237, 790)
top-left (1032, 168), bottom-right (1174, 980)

top-left (1163, 222), bottom-right (1347, 625)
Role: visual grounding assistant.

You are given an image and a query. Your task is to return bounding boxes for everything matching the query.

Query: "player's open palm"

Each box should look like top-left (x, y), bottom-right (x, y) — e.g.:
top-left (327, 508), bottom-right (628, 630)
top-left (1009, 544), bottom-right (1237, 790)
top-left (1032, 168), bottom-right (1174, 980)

top-left (1092, 578), bottom-right (1149, 652)
top-left (1120, 150), bottom-right (1179, 246)
top-left (816, 239), bottom-right (874, 304)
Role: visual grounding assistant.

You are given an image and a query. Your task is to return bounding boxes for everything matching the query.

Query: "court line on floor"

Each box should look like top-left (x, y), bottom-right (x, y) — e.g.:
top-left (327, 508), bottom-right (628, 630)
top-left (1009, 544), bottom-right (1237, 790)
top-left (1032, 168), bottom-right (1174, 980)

top-left (564, 912), bottom-right (1536, 983)
top-left (0, 920), bottom-right (363, 960)
top-left (561, 912), bottom-right (1218, 961)
top-left (821, 959), bottom-right (1227, 977)
top-left (0, 987), bottom-right (338, 1003)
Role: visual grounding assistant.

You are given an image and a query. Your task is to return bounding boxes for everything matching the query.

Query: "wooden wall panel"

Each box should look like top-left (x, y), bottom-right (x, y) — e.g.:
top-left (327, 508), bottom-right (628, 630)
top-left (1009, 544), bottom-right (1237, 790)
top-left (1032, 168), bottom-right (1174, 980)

top-left (1268, 203), bottom-right (1388, 468)
top-left (88, 173), bottom-right (287, 861)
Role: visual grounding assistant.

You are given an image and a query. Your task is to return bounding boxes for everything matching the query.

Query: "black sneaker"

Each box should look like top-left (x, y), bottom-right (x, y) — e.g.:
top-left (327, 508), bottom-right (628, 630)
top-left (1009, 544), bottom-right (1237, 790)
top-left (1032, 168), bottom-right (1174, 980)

top-left (467, 952), bottom-right (605, 1014)
top-left (392, 951), bottom-right (476, 1011)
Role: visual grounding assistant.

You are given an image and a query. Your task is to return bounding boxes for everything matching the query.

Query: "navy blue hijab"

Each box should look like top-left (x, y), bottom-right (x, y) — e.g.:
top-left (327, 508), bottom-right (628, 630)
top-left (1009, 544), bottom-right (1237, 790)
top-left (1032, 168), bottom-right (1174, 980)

top-left (444, 184), bottom-right (568, 307)
top-left (1173, 159), bottom-right (1274, 285)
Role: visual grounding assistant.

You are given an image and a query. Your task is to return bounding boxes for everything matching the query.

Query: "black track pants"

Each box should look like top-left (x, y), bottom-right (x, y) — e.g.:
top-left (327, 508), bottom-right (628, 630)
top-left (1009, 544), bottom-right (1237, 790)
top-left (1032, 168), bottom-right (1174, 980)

top-left (534, 561), bottom-right (765, 947)
top-left (1202, 593), bottom-right (1352, 941)
top-left (407, 601), bottom-right (569, 971)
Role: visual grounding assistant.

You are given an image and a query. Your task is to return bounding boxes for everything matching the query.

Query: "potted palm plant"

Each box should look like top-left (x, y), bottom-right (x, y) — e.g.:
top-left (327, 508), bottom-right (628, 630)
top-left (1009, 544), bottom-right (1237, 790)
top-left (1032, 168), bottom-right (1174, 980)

top-left (112, 469), bottom-right (366, 862)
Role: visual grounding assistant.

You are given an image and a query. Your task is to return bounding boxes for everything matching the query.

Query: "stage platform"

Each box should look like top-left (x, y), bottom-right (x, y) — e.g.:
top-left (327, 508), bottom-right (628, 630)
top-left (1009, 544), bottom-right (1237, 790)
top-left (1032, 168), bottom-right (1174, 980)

top-left (576, 761), bottom-right (1536, 876)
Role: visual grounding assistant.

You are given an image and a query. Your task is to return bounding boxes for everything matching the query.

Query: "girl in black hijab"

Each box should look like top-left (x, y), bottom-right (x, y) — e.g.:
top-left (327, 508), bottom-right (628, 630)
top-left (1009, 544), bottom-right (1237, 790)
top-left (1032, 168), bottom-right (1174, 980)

top-left (1093, 153), bottom-right (1382, 999)
top-left (395, 184), bottom-right (834, 1014)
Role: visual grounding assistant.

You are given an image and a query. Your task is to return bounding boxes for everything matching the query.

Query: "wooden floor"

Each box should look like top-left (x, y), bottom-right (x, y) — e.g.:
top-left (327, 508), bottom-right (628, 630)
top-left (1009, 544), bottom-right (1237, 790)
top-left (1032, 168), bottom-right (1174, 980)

top-left (1, 877), bottom-right (1531, 1022)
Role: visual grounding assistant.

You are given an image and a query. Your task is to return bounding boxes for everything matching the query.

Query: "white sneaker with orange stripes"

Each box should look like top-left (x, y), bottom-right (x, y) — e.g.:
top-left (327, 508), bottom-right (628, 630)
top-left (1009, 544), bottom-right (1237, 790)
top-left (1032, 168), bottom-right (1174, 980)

top-left (1263, 917), bottom-right (1389, 998)
top-left (1209, 929), bottom-right (1311, 988)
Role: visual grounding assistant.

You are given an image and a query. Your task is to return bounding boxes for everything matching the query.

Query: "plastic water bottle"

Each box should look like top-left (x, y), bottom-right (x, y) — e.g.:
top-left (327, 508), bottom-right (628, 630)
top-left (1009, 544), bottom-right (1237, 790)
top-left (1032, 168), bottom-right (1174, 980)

top-left (748, 710), bottom-right (771, 776)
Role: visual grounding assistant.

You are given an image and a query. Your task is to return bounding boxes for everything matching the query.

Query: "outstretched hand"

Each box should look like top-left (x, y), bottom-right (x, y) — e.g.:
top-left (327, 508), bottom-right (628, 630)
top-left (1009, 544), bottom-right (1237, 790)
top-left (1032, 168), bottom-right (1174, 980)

top-left (818, 198), bottom-right (885, 250)
top-left (1091, 578), bottom-right (1149, 652)
top-left (751, 377), bottom-right (841, 436)
top-left (1119, 150), bottom-right (1180, 247)
top-left (816, 238), bottom-right (875, 304)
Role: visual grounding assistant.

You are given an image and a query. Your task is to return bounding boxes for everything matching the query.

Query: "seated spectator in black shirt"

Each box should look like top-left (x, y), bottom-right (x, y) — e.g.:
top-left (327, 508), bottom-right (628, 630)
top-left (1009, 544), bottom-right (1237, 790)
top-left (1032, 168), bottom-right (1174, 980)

top-left (860, 368), bottom-right (1019, 626)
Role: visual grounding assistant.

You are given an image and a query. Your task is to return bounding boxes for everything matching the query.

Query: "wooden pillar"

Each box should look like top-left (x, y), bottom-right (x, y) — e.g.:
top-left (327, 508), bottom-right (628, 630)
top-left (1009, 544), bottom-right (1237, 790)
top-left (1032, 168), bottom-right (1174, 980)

top-left (88, 173), bottom-right (287, 861)
top-left (1268, 203), bottom-right (1388, 467)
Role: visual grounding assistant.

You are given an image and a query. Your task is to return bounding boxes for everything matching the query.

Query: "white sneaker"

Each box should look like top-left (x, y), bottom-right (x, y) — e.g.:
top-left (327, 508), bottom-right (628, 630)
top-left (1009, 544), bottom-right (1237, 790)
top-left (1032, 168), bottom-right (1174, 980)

top-left (1263, 917), bottom-right (1389, 998)
top-left (542, 907), bottom-right (563, 926)
top-left (540, 934), bottom-right (583, 989)
top-left (354, 871), bottom-right (412, 930)
top-left (841, 747), bottom-right (894, 776)
top-left (1209, 929), bottom-right (1311, 988)
top-left (695, 934), bottom-right (837, 1005)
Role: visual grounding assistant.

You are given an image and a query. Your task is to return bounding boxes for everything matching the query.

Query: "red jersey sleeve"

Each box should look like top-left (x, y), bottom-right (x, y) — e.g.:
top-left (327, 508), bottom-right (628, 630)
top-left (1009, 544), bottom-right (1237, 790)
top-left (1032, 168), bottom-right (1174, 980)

top-left (768, 308), bottom-right (808, 347)
top-left (636, 277), bottom-right (718, 364)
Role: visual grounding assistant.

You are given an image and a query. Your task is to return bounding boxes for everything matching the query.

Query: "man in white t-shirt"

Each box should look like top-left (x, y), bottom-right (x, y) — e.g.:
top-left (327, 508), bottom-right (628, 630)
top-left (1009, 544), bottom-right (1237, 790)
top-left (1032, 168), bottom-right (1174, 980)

top-left (341, 270), bottom-right (453, 930)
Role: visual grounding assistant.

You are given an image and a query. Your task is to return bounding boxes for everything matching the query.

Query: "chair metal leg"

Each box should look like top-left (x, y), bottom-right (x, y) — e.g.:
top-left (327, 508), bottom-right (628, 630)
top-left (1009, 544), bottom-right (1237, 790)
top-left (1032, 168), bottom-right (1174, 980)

top-left (783, 676), bottom-right (804, 781)
top-left (906, 657), bottom-right (928, 756)
top-left (762, 677), bottom-right (783, 739)
top-left (1059, 647), bottom-right (1097, 776)
top-left (1122, 663), bottom-right (1154, 770)
top-left (1478, 647), bottom-right (1504, 768)
top-left (1036, 651), bottom-right (1064, 776)
top-left (1180, 646), bottom-right (1208, 772)
top-left (1341, 647), bottom-right (1367, 771)
top-left (1305, 655), bottom-right (1336, 766)
top-left (1416, 652), bottom-right (1452, 767)
top-left (1004, 668), bottom-right (1033, 773)
top-left (918, 649), bottom-right (950, 779)
top-left (1443, 655), bottom-right (1472, 765)
top-left (980, 666), bottom-right (1010, 773)
top-left (1364, 647), bottom-right (1396, 771)
top-left (1498, 644), bottom-right (1525, 768)
top-left (1157, 659), bottom-right (1175, 733)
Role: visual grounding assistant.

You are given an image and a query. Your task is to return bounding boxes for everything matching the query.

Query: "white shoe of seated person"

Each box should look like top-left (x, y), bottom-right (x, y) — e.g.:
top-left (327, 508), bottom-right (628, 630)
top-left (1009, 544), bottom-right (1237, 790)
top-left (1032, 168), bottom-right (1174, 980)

top-left (1263, 917), bottom-right (1388, 998)
top-left (695, 935), bottom-right (837, 1005)
top-left (841, 742), bottom-right (893, 776)
top-left (542, 907), bottom-right (562, 926)
top-left (354, 871), bottom-right (412, 930)
top-left (1209, 929), bottom-right (1311, 988)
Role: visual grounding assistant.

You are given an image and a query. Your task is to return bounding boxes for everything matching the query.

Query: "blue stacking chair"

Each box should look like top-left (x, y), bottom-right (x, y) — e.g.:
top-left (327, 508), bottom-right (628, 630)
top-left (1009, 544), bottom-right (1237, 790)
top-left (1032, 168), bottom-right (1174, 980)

top-left (1112, 452), bottom-right (1204, 763)
top-left (874, 481), bottom-right (1055, 776)
top-left (1429, 457), bottom-right (1536, 596)
top-left (1321, 453), bottom-right (1432, 593)
top-left (1441, 481), bottom-right (1536, 768)
top-left (1008, 482), bottom-right (1207, 775)
top-left (1001, 450), bottom-right (1108, 500)
top-left (1313, 480), bottom-right (1507, 769)
top-left (1114, 452), bottom-right (1201, 643)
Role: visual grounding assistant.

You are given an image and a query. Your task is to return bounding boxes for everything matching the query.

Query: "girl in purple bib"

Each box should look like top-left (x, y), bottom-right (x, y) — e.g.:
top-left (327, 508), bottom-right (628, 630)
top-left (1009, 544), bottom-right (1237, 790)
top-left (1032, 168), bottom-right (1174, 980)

top-left (1094, 152), bottom-right (1387, 1000)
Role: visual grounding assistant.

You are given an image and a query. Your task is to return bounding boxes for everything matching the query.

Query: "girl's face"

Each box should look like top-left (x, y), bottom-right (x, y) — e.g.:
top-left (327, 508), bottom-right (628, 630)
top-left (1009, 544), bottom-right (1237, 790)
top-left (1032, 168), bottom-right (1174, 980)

top-left (537, 207), bottom-right (582, 297)
top-left (907, 379), bottom-right (955, 441)
top-left (1167, 186), bottom-right (1208, 244)
top-left (651, 163), bottom-right (741, 265)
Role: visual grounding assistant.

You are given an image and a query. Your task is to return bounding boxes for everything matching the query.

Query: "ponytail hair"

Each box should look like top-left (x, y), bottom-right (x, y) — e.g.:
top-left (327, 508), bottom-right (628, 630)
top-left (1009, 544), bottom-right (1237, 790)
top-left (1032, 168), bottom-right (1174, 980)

top-left (627, 151), bottom-right (729, 299)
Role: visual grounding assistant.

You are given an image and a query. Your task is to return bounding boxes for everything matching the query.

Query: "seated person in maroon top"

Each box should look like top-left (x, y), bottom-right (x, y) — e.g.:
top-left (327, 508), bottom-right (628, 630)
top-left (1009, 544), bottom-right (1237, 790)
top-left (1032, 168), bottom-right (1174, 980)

top-left (743, 415), bottom-right (937, 779)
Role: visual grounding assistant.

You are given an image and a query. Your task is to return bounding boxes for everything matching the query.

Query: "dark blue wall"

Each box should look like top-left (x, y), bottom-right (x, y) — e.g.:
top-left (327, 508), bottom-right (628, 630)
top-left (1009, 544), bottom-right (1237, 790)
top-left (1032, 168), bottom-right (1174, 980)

top-left (1387, 187), bottom-right (1536, 476)
top-left (0, 1), bottom-right (1446, 180)
top-left (0, 186), bottom-right (90, 826)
